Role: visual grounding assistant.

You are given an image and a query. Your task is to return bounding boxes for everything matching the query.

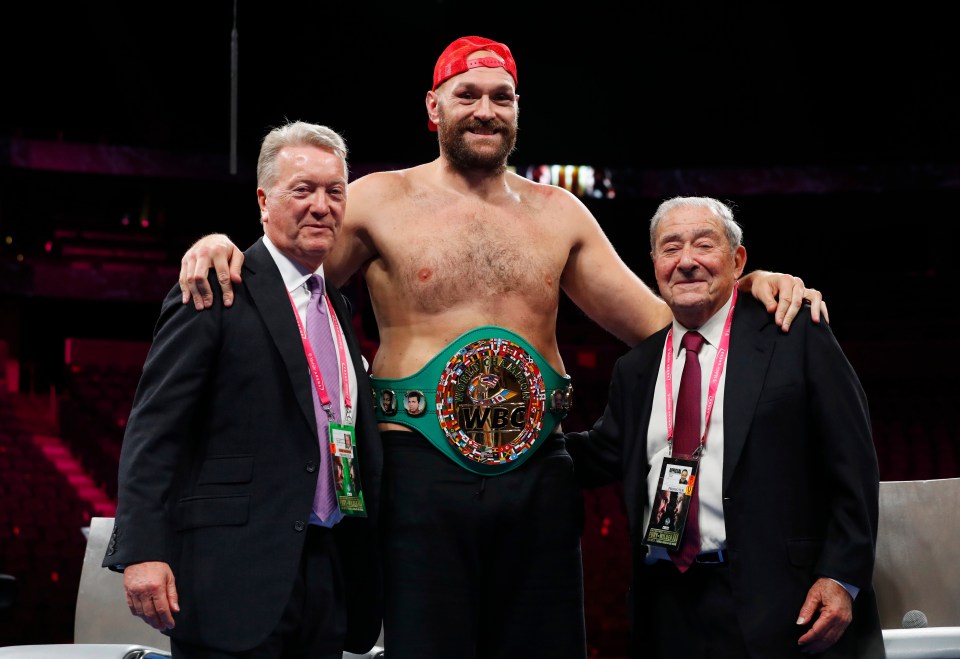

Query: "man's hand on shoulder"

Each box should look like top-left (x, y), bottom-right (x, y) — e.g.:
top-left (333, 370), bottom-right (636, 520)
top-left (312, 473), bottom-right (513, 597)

top-left (739, 270), bottom-right (829, 332)
top-left (179, 234), bottom-right (243, 310)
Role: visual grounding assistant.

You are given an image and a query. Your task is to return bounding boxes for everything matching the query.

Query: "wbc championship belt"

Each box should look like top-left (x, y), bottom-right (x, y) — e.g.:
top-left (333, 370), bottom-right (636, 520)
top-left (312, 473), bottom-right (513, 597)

top-left (371, 326), bottom-right (573, 476)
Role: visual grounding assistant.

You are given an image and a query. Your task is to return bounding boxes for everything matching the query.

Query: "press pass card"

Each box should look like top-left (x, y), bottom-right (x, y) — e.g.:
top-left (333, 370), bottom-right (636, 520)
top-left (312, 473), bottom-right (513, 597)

top-left (329, 423), bottom-right (367, 517)
top-left (643, 456), bottom-right (699, 549)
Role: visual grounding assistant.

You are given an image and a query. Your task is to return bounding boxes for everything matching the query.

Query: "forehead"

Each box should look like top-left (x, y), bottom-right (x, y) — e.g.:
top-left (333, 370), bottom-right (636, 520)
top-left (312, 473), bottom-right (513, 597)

top-left (276, 145), bottom-right (344, 175)
top-left (656, 205), bottom-right (724, 239)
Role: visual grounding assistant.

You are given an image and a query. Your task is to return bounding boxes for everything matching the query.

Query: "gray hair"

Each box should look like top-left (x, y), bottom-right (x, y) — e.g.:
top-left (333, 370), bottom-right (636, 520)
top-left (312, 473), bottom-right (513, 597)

top-left (649, 196), bottom-right (743, 252)
top-left (256, 120), bottom-right (348, 191)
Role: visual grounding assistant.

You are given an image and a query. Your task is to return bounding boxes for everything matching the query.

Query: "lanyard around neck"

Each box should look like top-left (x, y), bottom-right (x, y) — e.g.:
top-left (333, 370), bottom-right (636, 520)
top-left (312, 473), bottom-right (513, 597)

top-left (288, 286), bottom-right (353, 421)
top-left (663, 282), bottom-right (738, 453)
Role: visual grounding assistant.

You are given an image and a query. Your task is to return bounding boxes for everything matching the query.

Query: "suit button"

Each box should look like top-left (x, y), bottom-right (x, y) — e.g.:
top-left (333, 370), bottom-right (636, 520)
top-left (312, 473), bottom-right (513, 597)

top-left (305, 461), bottom-right (317, 473)
top-left (294, 521), bottom-right (305, 532)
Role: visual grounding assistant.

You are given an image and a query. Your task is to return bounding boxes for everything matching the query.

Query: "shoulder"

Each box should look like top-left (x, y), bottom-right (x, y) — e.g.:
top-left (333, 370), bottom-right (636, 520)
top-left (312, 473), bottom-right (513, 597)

top-left (619, 324), bottom-right (670, 367)
top-left (241, 237), bottom-right (268, 262)
top-left (736, 293), bottom-right (776, 322)
top-left (345, 166), bottom-right (433, 231)
top-left (506, 171), bottom-right (603, 244)
top-left (736, 295), bottom-right (836, 347)
top-left (349, 165), bottom-right (429, 199)
top-left (508, 170), bottom-right (585, 209)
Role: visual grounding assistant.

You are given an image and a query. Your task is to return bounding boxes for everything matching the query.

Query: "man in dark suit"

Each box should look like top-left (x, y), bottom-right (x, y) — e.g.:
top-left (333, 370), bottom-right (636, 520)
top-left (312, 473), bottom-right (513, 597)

top-left (102, 121), bottom-right (382, 659)
top-left (568, 196), bottom-right (884, 658)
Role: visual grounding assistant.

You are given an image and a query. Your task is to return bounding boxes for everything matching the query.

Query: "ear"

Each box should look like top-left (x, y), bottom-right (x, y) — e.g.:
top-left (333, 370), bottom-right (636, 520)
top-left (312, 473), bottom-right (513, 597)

top-left (733, 245), bottom-right (747, 278)
top-left (257, 187), bottom-right (269, 223)
top-left (426, 91), bottom-right (440, 126)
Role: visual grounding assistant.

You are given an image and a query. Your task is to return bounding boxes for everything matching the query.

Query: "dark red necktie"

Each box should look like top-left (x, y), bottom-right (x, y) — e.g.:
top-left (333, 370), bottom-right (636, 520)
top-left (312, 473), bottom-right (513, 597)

top-left (671, 330), bottom-right (705, 573)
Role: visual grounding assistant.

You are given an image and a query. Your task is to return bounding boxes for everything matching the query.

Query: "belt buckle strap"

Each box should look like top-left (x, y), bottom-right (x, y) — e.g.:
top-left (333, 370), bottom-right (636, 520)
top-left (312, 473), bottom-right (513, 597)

top-left (550, 383), bottom-right (574, 415)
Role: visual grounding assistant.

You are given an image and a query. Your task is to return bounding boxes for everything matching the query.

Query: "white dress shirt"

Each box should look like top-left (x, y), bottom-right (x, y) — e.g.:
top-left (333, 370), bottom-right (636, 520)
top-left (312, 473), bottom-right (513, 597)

top-left (644, 294), bottom-right (733, 563)
top-left (262, 235), bottom-right (358, 528)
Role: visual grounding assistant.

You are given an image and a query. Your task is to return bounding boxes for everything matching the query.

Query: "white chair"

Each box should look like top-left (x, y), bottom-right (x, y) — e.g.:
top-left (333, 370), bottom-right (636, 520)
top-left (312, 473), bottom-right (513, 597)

top-left (0, 517), bottom-right (383, 658)
top-left (875, 478), bottom-right (960, 658)
top-left (74, 518), bottom-right (171, 649)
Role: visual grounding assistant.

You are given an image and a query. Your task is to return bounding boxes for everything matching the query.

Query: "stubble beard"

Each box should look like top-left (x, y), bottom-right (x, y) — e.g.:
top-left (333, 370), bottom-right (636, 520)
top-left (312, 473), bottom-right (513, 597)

top-left (438, 114), bottom-right (518, 175)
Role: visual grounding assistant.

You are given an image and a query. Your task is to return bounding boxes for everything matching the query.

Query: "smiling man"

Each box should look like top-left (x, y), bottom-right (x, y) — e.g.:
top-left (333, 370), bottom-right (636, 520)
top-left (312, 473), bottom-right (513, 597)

top-left (176, 37), bottom-right (827, 659)
top-left (103, 121), bottom-right (383, 659)
top-left (567, 196), bottom-right (883, 659)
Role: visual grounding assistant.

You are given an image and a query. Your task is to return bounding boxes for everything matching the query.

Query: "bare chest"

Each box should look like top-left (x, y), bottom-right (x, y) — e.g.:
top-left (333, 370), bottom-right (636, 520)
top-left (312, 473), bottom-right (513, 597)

top-left (374, 204), bottom-right (565, 313)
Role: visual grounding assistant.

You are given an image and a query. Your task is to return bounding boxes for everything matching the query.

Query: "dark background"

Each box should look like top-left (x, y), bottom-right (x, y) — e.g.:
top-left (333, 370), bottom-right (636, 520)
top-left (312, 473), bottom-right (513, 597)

top-left (3, 0), bottom-right (958, 342)
top-left (1, 1), bottom-right (959, 655)
top-left (3, 1), bottom-right (957, 167)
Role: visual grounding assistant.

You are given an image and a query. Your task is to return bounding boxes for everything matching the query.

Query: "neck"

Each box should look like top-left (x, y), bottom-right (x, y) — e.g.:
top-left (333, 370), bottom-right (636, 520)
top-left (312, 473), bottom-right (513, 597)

top-left (288, 254), bottom-right (323, 273)
top-left (673, 311), bottom-right (709, 330)
top-left (436, 157), bottom-right (511, 197)
top-left (673, 288), bottom-right (736, 330)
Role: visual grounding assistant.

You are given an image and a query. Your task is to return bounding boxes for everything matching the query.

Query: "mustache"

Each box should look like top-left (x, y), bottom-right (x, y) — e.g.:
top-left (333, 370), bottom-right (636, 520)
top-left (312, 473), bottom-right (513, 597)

top-left (459, 118), bottom-right (509, 133)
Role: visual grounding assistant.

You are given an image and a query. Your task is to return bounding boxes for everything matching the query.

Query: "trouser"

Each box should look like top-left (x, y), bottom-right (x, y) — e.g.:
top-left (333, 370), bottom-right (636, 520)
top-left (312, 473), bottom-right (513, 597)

top-left (632, 559), bottom-right (749, 659)
top-left (171, 525), bottom-right (345, 659)
top-left (380, 430), bottom-right (587, 659)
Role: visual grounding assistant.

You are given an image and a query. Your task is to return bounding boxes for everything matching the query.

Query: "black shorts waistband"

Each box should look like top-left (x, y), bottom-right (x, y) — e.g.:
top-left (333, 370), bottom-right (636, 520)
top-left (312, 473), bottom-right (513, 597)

top-left (381, 429), bottom-right (568, 461)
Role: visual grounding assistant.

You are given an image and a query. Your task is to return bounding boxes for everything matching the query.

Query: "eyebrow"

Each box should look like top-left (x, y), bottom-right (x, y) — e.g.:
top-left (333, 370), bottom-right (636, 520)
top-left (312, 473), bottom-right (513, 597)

top-left (658, 227), bottom-right (720, 245)
top-left (452, 80), bottom-right (516, 94)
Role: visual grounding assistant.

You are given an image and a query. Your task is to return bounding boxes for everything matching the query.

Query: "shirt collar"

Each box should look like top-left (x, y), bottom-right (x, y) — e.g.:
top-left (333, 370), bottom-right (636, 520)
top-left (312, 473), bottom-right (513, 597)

top-left (262, 234), bottom-right (325, 294)
top-left (671, 290), bottom-right (735, 356)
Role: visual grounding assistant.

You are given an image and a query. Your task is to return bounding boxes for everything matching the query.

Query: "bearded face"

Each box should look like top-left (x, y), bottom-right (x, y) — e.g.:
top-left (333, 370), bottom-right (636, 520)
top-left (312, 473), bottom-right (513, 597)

top-left (436, 104), bottom-right (518, 174)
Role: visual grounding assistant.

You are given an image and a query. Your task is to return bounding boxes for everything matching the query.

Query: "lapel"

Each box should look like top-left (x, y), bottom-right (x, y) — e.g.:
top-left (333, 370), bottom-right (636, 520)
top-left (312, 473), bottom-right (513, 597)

top-left (721, 296), bottom-right (776, 491)
top-left (243, 239), bottom-right (318, 435)
top-left (636, 325), bottom-right (668, 435)
top-left (325, 282), bottom-right (360, 377)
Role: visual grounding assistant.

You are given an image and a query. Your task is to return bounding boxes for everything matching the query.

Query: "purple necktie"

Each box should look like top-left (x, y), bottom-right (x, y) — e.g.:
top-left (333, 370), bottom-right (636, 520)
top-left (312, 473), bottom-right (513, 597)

top-left (306, 274), bottom-right (340, 522)
top-left (671, 330), bottom-right (705, 573)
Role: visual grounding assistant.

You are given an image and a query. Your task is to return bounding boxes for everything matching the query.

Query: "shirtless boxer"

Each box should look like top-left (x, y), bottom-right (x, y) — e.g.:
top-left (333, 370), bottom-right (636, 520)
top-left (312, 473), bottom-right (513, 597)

top-left (178, 35), bottom-right (825, 659)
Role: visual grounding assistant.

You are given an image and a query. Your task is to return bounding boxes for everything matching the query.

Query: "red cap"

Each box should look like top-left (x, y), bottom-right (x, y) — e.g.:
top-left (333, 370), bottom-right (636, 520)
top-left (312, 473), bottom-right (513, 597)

top-left (429, 35), bottom-right (518, 131)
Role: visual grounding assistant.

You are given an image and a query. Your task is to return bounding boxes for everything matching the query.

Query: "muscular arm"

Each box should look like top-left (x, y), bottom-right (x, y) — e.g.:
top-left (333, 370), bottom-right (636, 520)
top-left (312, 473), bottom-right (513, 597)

top-left (559, 196), bottom-right (671, 347)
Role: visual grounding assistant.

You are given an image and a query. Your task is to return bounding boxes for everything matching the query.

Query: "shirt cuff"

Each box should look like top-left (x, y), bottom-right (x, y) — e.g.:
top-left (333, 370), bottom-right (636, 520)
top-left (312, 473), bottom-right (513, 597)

top-left (830, 577), bottom-right (859, 600)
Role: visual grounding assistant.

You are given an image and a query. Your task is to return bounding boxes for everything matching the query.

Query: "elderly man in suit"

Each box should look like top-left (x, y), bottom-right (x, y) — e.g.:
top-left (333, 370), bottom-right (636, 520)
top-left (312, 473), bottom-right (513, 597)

top-left (568, 196), bottom-right (884, 658)
top-left (102, 121), bottom-right (382, 659)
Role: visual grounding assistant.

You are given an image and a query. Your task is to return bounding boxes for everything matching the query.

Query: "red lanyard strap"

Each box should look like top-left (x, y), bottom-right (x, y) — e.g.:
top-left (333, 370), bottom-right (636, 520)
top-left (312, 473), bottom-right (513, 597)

top-left (288, 288), bottom-right (353, 419)
top-left (663, 283), bottom-right (738, 452)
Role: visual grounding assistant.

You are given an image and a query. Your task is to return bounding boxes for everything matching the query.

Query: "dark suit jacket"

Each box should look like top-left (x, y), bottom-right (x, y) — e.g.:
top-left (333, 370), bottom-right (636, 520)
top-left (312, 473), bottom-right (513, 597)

top-left (568, 295), bottom-right (884, 658)
top-left (103, 238), bottom-right (383, 654)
